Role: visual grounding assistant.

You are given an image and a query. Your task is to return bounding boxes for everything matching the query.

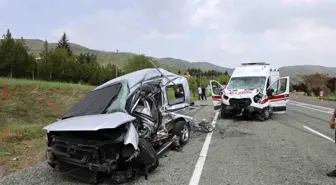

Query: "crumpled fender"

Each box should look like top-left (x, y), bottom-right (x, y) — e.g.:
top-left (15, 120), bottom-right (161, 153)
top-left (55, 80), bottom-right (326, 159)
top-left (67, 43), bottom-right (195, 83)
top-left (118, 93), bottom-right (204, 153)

top-left (124, 123), bottom-right (139, 150)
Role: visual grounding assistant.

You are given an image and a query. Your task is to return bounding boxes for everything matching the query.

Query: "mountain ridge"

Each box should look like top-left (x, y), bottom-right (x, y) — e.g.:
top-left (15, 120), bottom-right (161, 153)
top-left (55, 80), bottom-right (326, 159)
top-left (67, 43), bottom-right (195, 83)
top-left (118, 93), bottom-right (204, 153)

top-left (19, 39), bottom-right (336, 80)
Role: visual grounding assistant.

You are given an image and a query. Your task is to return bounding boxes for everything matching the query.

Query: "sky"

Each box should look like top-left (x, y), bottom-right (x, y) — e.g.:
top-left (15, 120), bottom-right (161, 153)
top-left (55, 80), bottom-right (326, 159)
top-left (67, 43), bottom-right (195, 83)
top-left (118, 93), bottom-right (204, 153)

top-left (0, 0), bottom-right (336, 68)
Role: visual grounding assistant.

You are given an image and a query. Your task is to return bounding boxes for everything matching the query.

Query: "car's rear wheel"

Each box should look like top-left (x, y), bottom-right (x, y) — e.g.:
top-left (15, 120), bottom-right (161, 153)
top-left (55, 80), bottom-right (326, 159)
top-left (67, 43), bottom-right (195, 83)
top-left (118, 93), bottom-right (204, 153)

top-left (173, 120), bottom-right (190, 146)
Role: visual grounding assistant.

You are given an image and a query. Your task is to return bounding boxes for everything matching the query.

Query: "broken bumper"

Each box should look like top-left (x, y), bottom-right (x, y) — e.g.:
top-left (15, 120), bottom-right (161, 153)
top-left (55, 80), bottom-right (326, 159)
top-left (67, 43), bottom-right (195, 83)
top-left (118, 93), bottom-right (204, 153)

top-left (221, 103), bottom-right (263, 115)
top-left (46, 148), bottom-right (117, 173)
top-left (46, 136), bottom-right (120, 174)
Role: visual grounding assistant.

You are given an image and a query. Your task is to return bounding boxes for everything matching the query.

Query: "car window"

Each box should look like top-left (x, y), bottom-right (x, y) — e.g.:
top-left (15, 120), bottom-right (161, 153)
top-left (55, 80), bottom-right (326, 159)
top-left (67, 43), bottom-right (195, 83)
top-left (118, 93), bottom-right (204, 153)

top-left (269, 78), bottom-right (287, 95)
top-left (278, 78), bottom-right (287, 94)
top-left (211, 81), bottom-right (221, 95)
top-left (166, 84), bottom-right (185, 105)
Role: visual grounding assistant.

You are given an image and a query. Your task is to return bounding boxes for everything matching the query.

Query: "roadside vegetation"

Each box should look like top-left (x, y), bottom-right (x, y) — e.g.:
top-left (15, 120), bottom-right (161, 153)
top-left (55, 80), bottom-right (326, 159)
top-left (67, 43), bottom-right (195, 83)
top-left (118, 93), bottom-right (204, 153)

top-left (0, 78), bottom-right (94, 176)
top-left (291, 73), bottom-right (336, 101)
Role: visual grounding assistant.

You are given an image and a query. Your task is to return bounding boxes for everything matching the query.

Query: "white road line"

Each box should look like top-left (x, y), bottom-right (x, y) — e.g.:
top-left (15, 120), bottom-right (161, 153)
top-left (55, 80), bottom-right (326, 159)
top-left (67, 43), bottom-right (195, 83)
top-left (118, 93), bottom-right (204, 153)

top-left (289, 100), bottom-right (334, 111)
top-left (189, 111), bottom-right (219, 185)
top-left (288, 102), bottom-right (333, 114)
top-left (303, 126), bottom-right (335, 143)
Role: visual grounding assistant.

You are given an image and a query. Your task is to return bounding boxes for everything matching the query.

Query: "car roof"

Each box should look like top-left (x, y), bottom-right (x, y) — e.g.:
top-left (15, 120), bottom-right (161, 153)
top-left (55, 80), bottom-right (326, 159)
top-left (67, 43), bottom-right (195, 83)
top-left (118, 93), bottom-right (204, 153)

top-left (94, 68), bottom-right (180, 91)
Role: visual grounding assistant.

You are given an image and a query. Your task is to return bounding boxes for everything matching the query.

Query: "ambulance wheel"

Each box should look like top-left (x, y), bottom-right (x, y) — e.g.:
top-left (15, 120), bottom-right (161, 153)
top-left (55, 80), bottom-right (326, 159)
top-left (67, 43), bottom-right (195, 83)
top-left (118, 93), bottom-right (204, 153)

top-left (257, 107), bottom-right (270, 122)
top-left (221, 108), bottom-right (228, 119)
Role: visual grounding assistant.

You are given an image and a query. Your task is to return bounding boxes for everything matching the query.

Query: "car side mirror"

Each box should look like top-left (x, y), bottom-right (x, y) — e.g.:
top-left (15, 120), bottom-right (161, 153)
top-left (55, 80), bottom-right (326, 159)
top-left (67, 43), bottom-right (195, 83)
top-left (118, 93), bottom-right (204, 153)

top-left (266, 89), bottom-right (274, 96)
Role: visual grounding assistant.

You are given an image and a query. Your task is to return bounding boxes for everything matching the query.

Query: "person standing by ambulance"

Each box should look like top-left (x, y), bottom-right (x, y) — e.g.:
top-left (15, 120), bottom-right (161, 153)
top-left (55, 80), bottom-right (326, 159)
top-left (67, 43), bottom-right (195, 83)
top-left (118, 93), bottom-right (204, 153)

top-left (201, 86), bottom-right (207, 100)
top-left (327, 108), bottom-right (336, 177)
top-left (198, 86), bottom-right (203, 100)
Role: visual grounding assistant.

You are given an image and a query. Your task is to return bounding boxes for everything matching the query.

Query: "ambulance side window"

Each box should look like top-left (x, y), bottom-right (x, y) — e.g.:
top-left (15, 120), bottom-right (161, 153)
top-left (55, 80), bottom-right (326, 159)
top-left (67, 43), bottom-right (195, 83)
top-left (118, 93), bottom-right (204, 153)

top-left (268, 81), bottom-right (278, 94)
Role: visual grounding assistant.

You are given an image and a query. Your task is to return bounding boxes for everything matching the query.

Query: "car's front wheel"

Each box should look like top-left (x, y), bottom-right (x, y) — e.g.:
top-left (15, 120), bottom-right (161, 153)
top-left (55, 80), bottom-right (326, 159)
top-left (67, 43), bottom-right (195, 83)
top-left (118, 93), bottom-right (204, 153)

top-left (256, 107), bottom-right (270, 122)
top-left (137, 138), bottom-right (159, 173)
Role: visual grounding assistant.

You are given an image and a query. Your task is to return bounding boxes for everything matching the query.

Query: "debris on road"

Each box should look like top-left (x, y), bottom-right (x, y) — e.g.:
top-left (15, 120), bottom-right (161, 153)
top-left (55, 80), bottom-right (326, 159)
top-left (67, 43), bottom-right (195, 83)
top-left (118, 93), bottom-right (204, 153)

top-left (191, 117), bottom-right (215, 133)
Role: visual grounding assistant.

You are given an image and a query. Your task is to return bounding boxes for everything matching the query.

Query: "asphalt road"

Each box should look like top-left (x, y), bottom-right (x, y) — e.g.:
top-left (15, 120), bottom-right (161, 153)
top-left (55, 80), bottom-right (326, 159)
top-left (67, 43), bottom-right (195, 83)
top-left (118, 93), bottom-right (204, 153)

top-left (289, 95), bottom-right (336, 109)
top-left (1, 98), bottom-right (336, 185)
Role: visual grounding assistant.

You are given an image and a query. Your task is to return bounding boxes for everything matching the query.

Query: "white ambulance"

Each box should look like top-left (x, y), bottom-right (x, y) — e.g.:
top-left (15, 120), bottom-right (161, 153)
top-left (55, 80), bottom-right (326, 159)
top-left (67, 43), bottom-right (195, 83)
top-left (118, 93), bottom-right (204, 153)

top-left (209, 62), bottom-right (290, 121)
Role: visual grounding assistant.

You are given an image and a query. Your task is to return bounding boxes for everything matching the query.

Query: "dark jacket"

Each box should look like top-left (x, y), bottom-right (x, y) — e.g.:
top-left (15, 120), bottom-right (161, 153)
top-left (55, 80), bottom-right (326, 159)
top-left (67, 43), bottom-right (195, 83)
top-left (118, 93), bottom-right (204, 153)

top-left (201, 87), bottom-right (206, 95)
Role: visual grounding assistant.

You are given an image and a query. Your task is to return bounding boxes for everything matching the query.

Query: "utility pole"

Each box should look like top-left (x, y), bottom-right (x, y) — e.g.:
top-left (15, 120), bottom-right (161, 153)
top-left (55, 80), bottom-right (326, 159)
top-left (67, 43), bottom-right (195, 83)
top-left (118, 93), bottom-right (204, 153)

top-left (116, 49), bottom-right (119, 77)
top-left (34, 57), bottom-right (42, 80)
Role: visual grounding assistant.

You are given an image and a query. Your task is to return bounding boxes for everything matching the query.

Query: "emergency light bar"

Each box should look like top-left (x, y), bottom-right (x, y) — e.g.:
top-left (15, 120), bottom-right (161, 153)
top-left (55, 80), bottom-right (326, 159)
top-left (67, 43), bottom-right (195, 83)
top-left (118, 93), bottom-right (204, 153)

top-left (241, 62), bottom-right (270, 66)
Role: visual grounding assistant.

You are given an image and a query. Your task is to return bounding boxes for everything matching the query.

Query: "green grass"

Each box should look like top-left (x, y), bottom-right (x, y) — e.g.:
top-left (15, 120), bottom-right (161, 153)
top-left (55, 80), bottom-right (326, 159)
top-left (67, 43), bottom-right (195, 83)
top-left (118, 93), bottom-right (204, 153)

top-left (0, 77), bottom-right (94, 90)
top-left (0, 78), bottom-right (94, 176)
top-left (291, 91), bottom-right (336, 101)
top-left (324, 96), bottom-right (336, 101)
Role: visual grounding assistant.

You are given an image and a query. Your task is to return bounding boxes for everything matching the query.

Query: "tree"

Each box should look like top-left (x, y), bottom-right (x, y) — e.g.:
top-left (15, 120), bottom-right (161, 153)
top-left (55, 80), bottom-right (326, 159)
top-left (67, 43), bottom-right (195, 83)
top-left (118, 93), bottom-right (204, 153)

top-left (217, 75), bottom-right (230, 85)
top-left (187, 77), bottom-right (198, 97)
top-left (178, 70), bottom-right (181, 75)
top-left (56, 32), bottom-right (72, 56)
top-left (0, 29), bottom-right (16, 77)
top-left (224, 70), bottom-right (228, 76)
top-left (124, 54), bottom-right (160, 73)
top-left (13, 38), bottom-right (33, 78)
top-left (77, 52), bottom-right (97, 64)
top-left (299, 73), bottom-right (329, 96)
top-left (40, 40), bottom-right (49, 58)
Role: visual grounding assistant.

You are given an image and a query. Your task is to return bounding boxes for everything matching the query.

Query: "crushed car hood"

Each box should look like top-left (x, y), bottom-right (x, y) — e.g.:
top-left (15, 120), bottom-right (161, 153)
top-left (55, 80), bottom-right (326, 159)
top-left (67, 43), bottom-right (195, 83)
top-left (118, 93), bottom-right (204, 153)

top-left (43, 112), bottom-right (136, 132)
top-left (224, 89), bottom-right (259, 99)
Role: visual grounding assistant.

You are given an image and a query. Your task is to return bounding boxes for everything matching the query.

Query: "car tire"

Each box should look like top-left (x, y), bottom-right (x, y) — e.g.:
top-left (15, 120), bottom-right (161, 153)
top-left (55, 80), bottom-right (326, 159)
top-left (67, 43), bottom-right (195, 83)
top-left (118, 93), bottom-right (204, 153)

top-left (257, 107), bottom-right (270, 122)
top-left (220, 108), bottom-right (228, 119)
top-left (173, 120), bottom-right (190, 146)
top-left (47, 162), bottom-right (56, 169)
top-left (138, 138), bottom-right (159, 173)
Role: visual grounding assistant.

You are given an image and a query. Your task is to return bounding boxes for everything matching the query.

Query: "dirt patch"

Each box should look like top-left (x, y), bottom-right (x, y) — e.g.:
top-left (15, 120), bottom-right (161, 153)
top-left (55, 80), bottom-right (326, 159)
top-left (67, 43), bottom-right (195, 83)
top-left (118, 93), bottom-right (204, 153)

top-left (0, 165), bottom-right (5, 178)
top-left (0, 138), bottom-right (47, 176)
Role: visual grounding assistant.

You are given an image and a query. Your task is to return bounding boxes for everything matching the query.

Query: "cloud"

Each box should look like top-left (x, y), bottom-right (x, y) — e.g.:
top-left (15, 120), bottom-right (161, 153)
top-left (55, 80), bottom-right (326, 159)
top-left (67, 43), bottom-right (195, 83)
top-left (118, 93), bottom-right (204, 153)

top-left (50, 3), bottom-right (191, 51)
top-left (264, 19), bottom-right (336, 54)
top-left (145, 29), bottom-right (190, 40)
top-left (0, 0), bottom-right (9, 9)
top-left (49, 0), bottom-right (336, 67)
top-left (280, 0), bottom-right (321, 5)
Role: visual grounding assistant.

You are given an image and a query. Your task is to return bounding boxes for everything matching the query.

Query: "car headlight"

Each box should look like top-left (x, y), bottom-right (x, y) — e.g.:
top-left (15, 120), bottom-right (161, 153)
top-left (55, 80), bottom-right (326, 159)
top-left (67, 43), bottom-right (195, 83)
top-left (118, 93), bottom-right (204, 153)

top-left (253, 95), bottom-right (262, 103)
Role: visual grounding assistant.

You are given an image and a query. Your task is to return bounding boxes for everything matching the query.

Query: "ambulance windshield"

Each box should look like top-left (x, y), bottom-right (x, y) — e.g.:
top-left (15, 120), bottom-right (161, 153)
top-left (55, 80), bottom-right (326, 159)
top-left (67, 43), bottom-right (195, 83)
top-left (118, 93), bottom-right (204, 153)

top-left (226, 76), bottom-right (266, 91)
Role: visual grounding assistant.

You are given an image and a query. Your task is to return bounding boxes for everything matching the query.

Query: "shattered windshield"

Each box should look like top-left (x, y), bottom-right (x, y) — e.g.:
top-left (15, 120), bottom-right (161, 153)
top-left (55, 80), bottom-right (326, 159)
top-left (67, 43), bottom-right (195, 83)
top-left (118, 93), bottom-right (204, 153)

top-left (226, 76), bottom-right (266, 91)
top-left (61, 82), bottom-right (123, 119)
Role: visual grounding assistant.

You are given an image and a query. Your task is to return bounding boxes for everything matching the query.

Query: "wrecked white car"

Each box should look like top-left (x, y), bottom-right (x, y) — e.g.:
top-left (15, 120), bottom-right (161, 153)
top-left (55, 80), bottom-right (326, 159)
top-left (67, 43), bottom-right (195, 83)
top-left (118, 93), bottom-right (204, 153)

top-left (43, 68), bottom-right (193, 184)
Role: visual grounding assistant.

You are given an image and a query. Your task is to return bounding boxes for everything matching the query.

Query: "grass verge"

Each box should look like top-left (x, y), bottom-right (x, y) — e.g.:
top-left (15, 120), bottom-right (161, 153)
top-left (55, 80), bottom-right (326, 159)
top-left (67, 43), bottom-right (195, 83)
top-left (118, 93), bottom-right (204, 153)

top-left (0, 78), bottom-right (94, 177)
top-left (290, 92), bottom-right (336, 101)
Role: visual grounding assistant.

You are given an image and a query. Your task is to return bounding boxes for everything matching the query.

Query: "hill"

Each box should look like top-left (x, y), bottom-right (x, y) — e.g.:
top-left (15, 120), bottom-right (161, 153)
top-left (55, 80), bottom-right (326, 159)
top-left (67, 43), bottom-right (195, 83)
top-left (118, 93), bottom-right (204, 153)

top-left (279, 65), bottom-right (336, 81)
top-left (23, 39), bottom-right (232, 73)
top-left (22, 39), bottom-right (335, 79)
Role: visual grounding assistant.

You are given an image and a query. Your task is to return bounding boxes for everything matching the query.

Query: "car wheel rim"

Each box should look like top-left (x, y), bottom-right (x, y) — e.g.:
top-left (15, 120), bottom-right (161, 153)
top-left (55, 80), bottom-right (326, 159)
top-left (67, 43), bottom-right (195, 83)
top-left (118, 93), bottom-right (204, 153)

top-left (181, 125), bottom-right (189, 141)
top-left (264, 108), bottom-right (269, 118)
